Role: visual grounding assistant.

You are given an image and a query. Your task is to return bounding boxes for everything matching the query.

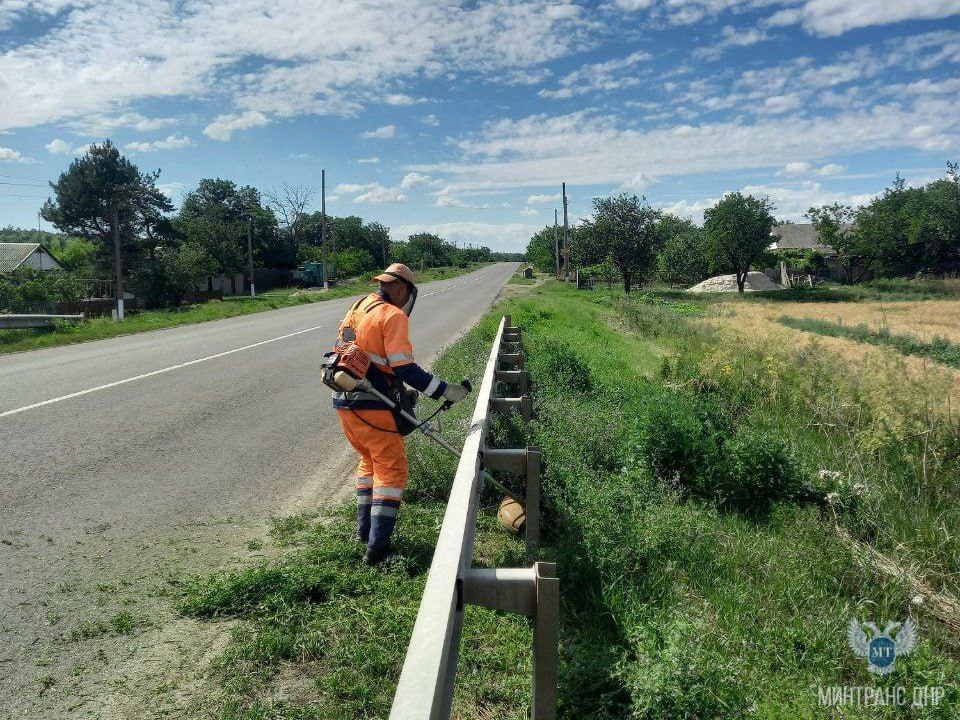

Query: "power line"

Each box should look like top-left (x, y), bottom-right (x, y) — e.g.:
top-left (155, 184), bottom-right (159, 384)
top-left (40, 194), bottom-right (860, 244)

top-left (0, 180), bottom-right (48, 187)
top-left (0, 172), bottom-right (47, 182)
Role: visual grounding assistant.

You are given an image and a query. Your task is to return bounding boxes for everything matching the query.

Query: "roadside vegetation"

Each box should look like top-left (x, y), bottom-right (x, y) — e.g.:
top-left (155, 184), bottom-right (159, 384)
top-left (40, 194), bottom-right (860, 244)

top-left (173, 278), bottom-right (960, 718)
top-left (0, 264), bottom-right (482, 355)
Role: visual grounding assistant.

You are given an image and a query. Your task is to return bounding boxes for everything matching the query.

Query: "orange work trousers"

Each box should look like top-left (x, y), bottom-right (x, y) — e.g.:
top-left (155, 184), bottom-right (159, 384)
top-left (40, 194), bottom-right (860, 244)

top-left (337, 408), bottom-right (409, 494)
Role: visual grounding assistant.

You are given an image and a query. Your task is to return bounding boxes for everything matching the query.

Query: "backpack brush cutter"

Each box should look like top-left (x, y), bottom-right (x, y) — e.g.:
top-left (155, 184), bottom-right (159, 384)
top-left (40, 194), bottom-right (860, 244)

top-left (322, 343), bottom-right (525, 509)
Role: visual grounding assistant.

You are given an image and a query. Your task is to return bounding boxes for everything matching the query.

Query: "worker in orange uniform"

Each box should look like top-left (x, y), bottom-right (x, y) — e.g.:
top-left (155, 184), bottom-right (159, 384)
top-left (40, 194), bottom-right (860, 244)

top-left (332, 263), bottom-right (468, 565)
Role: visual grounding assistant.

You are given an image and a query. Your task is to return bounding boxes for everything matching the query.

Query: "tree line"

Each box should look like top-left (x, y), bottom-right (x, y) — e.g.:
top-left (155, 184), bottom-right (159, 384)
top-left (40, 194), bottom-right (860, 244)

top-left (526, 164), bottom-right (960, 292)
top-left (2, 140), bottom-right (515, 312)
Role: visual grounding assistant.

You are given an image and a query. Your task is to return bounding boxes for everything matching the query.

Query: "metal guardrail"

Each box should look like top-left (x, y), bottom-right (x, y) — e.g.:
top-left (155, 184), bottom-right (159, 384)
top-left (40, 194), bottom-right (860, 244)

top-left (0, 313), bottom-right (84, 329)
top-left (390, 315), bottom-right (558, 720)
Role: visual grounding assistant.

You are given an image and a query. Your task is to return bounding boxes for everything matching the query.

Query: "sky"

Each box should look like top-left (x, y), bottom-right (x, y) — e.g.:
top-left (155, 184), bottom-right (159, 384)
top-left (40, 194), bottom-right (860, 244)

top-left (0, 0), bottom-right (959, 253)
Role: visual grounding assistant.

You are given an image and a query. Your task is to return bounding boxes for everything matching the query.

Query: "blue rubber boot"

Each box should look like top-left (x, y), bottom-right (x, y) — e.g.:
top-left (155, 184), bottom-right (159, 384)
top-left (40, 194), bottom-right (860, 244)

top-left (355, 484), bottom-right (372, 543)
top-left (364, 503), bottom-right (399, 565)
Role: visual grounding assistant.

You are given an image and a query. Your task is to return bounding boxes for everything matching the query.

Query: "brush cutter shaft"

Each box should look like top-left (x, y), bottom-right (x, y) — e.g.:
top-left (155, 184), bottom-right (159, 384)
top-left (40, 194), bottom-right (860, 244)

top-left (355, 379), bottom-right (523, 505)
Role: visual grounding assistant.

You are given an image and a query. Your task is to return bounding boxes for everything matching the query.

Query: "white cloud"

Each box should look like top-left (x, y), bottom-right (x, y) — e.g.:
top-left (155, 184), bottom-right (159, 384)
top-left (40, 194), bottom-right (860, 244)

top-left (520, 206), bottom-right (539, 216)
top-left (0, 1), bottom-right (588, 133)
top-left (352, 183), bottom-right (405, 203)
top-left (124, 134), bottom-right (193, 152)
top-left (203, 111), bottom-right (269, 141)
top-left (435, 186), bottom-right (467, 207)
top-left (619, 172), bottom-right (657, 194)
top-left (400, 172), bottom-right (431, 189)
top-left (660, 181), bottom-right (877, 225)
top-left (362, 124), bottom-right (396, 139)
top-left (45, 138), bottom-right (73, 154)
top-left (413, 93), bottom-right (960, 191)
top-left (383, 93), bottom-right (425, 105)
top-left (694, 24), bottom-right (770, 61)
top-left (358, 156), bottom-right (380, 164)
top-left (390, 221), bottom-right (541, 252)
top-left (526, 193), bottom-right (560, 204)
top-left (777, 161), bottom-right (845, 177)
top-left (333, 181), bottom-right (405, 203)
top-left (539, 50), bottom-right (652, 99)
top-left (774, 0), bottom-right (960, 37)
top-left (422, 114), bottom-right (439, 126)
top-left (74, 112), bottom-right (178, 134)
top-left (0, 146), bottom-right (28, 163)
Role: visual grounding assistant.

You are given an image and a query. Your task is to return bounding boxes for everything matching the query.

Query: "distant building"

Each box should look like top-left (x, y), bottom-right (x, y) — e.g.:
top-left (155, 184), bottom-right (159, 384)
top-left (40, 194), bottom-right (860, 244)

top-left (0, 243), bottom-right (64, 273)
top-left (769, 224), bottom-right (841, 257)
top-left (767, 223), bottom-right (868, 283)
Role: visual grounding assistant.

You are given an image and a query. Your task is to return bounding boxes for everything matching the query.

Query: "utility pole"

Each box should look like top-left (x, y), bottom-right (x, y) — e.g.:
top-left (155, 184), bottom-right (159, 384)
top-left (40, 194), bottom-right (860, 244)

top-left (562, 182), bottom-right (570, 281)
top-left (553, 209), bottom-right (560, 281)
top-left (320, 169), bottom-right (329, 291)
top-left (246, 214), bottom-right (256, 298)
top-left (113, 197), bottom-right (125, 321)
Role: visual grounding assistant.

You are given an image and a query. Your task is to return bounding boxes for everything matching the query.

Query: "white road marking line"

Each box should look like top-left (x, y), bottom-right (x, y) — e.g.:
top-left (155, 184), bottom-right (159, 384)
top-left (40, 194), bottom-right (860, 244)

top-left (421, 275), bottom-right (487, 297)
top-left (0, 325), bottom-right (324, 420)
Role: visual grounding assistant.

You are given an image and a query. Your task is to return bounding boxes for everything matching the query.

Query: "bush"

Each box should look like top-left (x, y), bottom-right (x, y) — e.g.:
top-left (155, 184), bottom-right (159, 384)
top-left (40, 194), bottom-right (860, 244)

top-left (530, 339), bottom-right (593, 393)
top-left (716, 421), bottom-right (801, 513)
top-left (634, 390), bottom-right (721, 495)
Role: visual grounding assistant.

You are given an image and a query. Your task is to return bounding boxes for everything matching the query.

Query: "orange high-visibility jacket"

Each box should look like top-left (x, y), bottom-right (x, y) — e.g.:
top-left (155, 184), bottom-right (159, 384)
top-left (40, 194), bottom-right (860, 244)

top-left (332, 292), bottom-right (446, 410)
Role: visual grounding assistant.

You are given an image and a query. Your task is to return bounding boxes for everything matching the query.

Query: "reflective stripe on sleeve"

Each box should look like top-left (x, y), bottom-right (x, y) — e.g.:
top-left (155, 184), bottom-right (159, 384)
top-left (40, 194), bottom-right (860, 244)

top-left (366, 351), bottom-right (388, 365)
top-left (387, 352), bottom-right (414, 365)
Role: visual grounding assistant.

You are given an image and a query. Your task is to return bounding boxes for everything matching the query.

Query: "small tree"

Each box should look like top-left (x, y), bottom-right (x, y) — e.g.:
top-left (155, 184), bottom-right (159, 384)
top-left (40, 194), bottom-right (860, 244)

top-left (658, 226), bottom-right (709, 287)
top-left (806, 203), bottom-right (859, 282)
top-left (703, 192), bottom-right (775, 293)
top-left (587, 193), bottom-right (662, 292)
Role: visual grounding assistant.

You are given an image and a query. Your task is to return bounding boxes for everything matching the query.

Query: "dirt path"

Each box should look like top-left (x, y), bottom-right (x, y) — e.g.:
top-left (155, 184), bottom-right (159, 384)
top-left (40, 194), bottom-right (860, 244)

top-left (0, 448), bottom-right (357, 720)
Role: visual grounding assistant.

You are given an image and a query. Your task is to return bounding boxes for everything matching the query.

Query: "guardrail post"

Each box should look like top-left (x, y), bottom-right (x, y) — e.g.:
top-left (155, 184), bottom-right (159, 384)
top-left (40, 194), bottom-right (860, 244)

top-left (491, 394), bottom-right (532, 421)
top-left (525, 448), bottom-right (541, 556)
top-left (532, 562), bottom-right (558, 720)
top-left (496, 370), bottom-right (529, 392)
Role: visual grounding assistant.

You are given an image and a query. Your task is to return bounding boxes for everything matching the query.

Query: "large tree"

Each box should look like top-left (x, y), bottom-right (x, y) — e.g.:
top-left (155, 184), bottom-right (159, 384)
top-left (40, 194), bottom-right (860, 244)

top-left (586, 193), bottom-right (663, 292)
top-left (41, 140), bottom-right (174, 285)
top-left (657, 217), bottom-right (708, 287)
top-left (703, 192), bottom-right (775, 293)
top-left (176, 179), bottom-right (281, 288)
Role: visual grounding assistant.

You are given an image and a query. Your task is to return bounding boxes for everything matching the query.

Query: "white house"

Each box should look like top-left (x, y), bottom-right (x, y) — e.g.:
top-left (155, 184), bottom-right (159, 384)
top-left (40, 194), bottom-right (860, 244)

top-left (0, 243), bottom-right (64, 273)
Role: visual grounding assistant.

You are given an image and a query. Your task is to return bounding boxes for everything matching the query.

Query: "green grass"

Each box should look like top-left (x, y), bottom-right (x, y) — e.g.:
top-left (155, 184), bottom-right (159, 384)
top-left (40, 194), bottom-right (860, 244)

top-left (69, 611), bottom-right (149, 641)
top-left (0, 264), bottom-right (487, 355)
top-left (499, 283), bottom-right (960, 717)
top-left (779, 315), bottom-right (960, 368)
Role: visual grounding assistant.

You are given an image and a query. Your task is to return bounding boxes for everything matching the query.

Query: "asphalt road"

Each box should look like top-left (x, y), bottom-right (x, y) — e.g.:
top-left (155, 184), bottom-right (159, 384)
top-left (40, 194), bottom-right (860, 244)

top-left (0, 261), bottom-right (517, 718)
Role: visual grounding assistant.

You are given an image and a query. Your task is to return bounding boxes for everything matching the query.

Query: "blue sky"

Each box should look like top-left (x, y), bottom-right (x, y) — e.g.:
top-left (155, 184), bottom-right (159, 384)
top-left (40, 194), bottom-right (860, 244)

top-left (1, 0), bottom-right (959, 253)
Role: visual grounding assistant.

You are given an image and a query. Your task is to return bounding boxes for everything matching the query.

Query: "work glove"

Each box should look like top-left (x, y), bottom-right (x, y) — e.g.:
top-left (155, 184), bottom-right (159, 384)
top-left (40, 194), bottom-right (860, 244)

top-left (442, 382), bottom-right (469, 403)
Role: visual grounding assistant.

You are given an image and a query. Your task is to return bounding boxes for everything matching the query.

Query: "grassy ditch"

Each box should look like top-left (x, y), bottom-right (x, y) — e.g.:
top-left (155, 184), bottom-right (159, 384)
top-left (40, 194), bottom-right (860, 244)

top-left (779, 315), bottom-right (960, 369)
top-left (0, 264), bottom-right (485, 355)
top-left (501, 283), bottom-right (960, 718)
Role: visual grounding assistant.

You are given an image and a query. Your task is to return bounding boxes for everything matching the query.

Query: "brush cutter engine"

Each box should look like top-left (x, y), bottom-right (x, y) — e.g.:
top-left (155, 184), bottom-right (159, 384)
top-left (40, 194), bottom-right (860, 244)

top-left (322, 342), bottom-right (371, 392)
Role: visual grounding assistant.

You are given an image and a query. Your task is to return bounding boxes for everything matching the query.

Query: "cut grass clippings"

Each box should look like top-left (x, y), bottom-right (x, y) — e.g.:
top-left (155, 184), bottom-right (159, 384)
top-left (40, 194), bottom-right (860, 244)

top-left (779, 315), bottom-right (960, 368)
top-left (0, 264), bottom-right (487, 355)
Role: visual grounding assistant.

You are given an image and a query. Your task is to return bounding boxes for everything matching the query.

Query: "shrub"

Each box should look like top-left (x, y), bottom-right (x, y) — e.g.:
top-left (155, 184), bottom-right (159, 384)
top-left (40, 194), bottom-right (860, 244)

top-left (716, 421), bottom-right (801, 513)
top-left (530, 340), bottom-right (593, 393)
top-left (634, 390), bottom-right (721, 495)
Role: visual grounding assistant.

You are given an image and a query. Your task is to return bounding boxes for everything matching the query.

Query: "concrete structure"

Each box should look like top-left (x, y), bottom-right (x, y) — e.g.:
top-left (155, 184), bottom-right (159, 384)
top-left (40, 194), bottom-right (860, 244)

top-left (0, 243), bottom-right (63, 273)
